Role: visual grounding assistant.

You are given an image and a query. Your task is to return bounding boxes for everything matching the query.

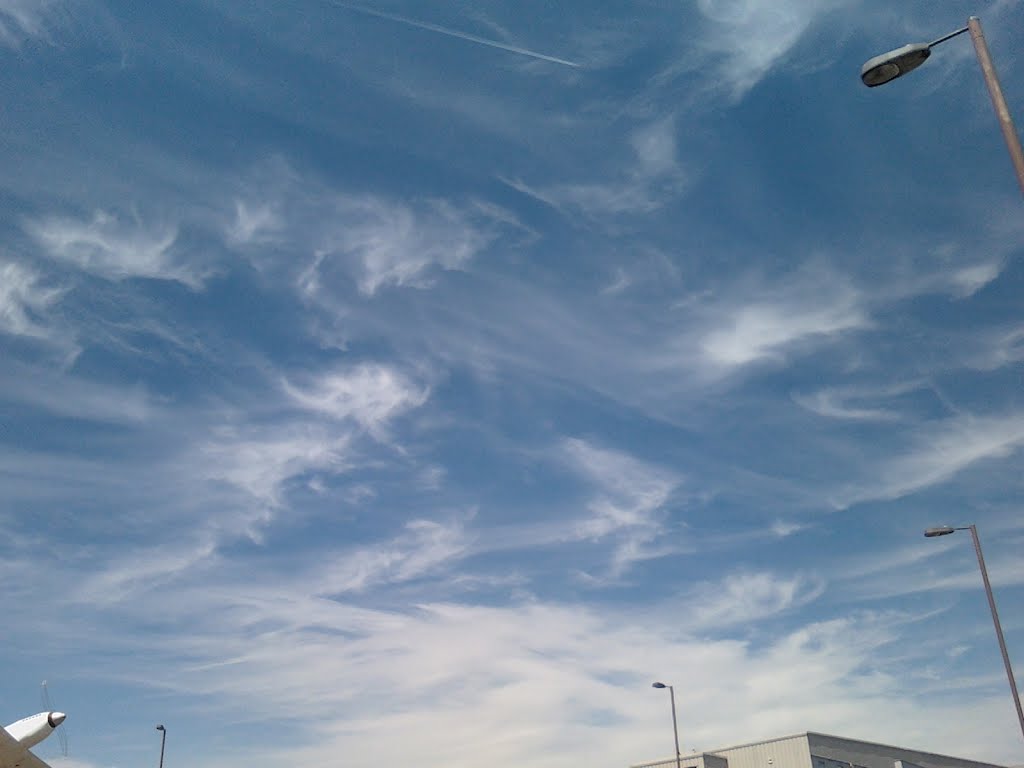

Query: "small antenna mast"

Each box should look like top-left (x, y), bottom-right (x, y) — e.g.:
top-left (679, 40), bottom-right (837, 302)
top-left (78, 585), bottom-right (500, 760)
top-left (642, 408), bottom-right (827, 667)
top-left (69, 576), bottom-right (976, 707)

top-left (40, 681), bottom-right (69, 756)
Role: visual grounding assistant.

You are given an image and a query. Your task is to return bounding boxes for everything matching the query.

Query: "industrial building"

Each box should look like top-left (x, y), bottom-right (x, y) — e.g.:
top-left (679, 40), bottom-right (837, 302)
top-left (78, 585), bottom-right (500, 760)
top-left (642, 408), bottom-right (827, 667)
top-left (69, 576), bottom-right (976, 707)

top-left (631, 732), bottom-right (1008, 768)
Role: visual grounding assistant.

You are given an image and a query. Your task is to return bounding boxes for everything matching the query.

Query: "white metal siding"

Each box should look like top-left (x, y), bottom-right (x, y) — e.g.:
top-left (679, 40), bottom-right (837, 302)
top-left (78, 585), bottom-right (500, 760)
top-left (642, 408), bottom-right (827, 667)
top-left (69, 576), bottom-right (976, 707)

top-left (633, 732), bottom-right (1007, 768)
top-left (713, 734), bottom-right (814, 768)
top-left (633, 752), bottom-right (730, 768)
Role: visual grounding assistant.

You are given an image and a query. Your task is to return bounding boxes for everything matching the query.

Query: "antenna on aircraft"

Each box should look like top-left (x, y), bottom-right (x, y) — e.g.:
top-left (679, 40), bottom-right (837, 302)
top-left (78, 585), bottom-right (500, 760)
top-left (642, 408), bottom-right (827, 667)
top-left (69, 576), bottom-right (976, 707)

top-left (41, 681), bottom-right (69, 756)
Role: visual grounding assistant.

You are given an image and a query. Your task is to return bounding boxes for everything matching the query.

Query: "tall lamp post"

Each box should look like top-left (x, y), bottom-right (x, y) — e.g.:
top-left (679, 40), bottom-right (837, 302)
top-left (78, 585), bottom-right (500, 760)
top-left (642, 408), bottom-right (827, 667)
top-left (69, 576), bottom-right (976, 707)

top-left (156, 724), bottom-right (167, 768)
top-left (924, 525), bottom-right (1024, 741)
top-left (652, 682), bottom-right (682, 768)
top-left (861, 16), bottom-right (1024, 197)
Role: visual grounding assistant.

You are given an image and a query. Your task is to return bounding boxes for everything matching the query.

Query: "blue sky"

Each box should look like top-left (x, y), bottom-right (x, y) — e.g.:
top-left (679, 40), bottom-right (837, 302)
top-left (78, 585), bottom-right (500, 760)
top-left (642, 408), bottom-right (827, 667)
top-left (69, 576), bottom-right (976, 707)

top-left (2, 1), bottom-right (1024, 767)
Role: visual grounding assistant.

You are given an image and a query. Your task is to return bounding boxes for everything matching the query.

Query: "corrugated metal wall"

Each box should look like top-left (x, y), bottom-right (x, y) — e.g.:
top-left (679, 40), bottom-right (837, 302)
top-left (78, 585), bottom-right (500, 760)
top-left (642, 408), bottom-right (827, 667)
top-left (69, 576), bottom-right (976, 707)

top-left (714, 734), bottom-right (814, 768)
top-left (633, 751), bottom-right (729, 768)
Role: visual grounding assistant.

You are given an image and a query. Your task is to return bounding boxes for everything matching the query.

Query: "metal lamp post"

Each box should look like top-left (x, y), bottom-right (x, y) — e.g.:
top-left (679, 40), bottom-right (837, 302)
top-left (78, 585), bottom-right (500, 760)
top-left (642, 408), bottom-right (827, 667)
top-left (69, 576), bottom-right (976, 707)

top-left (156, 724), bottom-right (167, 768)
top-left (652, 682), bottom-right (682, 768)
top-left (861, 16), bottom-right (1024, 196)
top-left (924, 524), bottom-right (1024, 741)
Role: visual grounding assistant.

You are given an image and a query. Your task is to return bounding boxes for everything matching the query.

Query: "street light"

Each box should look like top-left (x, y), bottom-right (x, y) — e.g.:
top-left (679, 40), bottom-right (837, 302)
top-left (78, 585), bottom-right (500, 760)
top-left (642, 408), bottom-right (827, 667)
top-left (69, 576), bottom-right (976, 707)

top-left (924, 524), bottom-right (1024, 741)
top-left (652, 682), bottom-right (682, 768)
top-left (861, 16), bottom-right (1024, 196)
top-left (156, 725), bottom-right (167, 768)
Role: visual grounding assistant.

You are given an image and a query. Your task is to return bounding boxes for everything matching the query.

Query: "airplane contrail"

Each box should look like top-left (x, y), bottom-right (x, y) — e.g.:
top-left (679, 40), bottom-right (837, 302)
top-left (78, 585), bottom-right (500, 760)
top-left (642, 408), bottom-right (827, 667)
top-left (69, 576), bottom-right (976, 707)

top-left (329, 1), bottom-right (580, 68)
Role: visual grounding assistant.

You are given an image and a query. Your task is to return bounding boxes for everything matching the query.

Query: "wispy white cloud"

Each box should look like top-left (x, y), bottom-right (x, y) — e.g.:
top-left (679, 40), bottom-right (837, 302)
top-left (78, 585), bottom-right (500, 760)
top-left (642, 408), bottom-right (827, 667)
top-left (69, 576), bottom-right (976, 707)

top-left (697, 271), bottom-right (867, 371)
top-left (836, 413), bottom-right (1024, 507)
top-left (688, 570), bottom-right (826, 629)
top-left (226, 200), bottom-right (283, 246)
top-left (310, 196), bottom-right (499, 296)
top-left (701, 299), bottom-right (865, 368)
top-left (0, 259), bottom-right (63, 339)
top-left (189, 362), bottom-right (433, 532)
top-left (317, 518), bottom-right (471, 595)
top-left (0, 0), bottom-right (58, 47)
top-left (0, 362), bottom-right (157, 423)
top-left (846, 543), bottom-right (1024, 603)
top-left (946, 261), bottom-right (1003, 298)
top-left (283, 363), bottom-right (429, 436)
top-left (27, 210), bottom-right (206, 288)
top-left (219, 163), bottom-right (511, 299)
top-left (691, 0), bottom-right (852, 99)
top-left (896, 240), bottom-right (1008, 301)
top-left (72, 537), bottom-right (219, 605)
top-left (769, 519), bottom-right (805, 537)
top-left (966, 325), bottom-right (1024, 371)
top-left (629, 118), bottom-right (679, 179)
top-left (198, 424), bottom-right (352, 513)
top-left (792, 382), bottom-right (920, 422)
top-left (53, 560), bottom-right (1024, 768)
top-left (561, 438), bottom-right (682, 577)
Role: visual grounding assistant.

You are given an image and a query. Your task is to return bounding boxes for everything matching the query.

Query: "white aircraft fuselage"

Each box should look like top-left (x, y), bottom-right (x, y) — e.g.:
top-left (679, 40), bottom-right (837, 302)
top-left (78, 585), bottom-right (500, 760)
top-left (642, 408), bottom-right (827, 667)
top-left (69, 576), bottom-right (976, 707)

top-left (0, 711), bottom-right (66, 768)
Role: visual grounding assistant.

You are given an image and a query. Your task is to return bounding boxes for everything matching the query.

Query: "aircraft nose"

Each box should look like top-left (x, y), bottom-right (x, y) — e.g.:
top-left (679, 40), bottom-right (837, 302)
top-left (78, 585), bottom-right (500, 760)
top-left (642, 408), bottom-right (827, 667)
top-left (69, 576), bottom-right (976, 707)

top-left (48, 712), bottom-right (66, 728)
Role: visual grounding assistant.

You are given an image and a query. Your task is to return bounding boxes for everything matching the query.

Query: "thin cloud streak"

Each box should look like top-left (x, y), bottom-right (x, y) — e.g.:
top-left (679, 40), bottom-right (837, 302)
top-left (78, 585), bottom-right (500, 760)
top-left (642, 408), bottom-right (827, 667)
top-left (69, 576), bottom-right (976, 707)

top-left (0, 0), bottom-right (53, 47)
top-left (792, 382), bottom-right (921, 422)
top-left (0, 362), bottom-right (157, 423)
top-left (502, 117), bottom-right (689, 219)
top-left (329, 1), bottom-right (580, 67)
top-left (835, 413), bottom-right (1024, 508)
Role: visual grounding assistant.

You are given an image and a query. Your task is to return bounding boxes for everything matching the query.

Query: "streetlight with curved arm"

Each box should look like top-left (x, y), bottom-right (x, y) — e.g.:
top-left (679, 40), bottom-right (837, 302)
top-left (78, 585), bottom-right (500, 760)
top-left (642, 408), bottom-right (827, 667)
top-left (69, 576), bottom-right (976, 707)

top-left (924, 524), bottom-right (1024, 741)
top-left (652, 682), bottom-right (682, 768)
top-left (156, 725), bottom-right (167, 768)
top-left (862, 17), bottom-right (1024, 196)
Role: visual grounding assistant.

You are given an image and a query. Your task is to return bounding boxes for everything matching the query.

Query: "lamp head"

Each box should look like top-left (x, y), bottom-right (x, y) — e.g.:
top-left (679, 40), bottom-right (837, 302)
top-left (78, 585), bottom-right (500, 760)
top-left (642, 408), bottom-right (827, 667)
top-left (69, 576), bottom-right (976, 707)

top-left (861, 43), bottom-right (931, 86)
top-left (652, 682), bottom-right (667, 689)
top-left (156, 725), bottom-right (165, 732)
top-left (924, 526), bottom-right (957, 537)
